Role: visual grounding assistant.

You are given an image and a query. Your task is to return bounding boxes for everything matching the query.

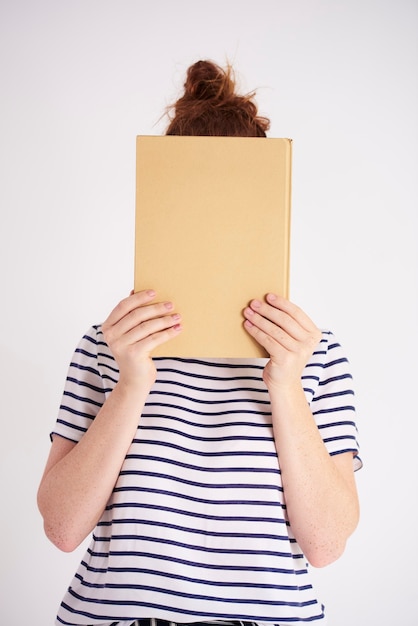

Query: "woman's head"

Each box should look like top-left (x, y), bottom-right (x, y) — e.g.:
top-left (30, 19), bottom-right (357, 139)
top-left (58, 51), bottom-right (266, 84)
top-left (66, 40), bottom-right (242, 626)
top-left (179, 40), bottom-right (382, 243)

top-left (165, 60), bottom-right (270, 137)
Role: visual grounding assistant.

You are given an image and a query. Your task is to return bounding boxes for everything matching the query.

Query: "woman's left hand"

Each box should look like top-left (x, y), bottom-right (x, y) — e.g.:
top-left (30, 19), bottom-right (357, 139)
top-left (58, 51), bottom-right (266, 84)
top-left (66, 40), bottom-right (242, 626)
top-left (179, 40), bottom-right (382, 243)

top-left (243, 293), bottom-right (322, 390)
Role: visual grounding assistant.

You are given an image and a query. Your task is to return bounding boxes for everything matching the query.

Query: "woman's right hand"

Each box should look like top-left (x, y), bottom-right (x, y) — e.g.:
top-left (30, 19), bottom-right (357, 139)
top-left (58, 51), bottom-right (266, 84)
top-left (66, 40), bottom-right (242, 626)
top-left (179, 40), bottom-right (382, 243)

top-left (101, 289), bottom-right (182, 388)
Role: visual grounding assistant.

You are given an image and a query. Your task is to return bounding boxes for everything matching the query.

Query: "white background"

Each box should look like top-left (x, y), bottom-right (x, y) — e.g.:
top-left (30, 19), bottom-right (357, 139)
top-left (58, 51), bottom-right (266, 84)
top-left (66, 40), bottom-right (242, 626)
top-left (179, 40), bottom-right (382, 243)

top-left (1, 1), bottom-right (417, 624)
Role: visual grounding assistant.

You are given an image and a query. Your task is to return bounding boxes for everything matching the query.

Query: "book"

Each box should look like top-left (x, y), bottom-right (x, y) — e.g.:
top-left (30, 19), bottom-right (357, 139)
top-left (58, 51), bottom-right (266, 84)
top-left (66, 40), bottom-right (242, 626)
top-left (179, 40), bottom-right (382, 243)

top-left (134, 135), bottom-right (292, 358)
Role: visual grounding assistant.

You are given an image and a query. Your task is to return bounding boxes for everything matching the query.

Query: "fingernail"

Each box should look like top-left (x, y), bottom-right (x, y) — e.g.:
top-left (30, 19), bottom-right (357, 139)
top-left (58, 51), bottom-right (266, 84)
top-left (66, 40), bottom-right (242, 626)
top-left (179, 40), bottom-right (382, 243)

top-left (164, 301), bottom-right (173, 310)
top-left (147, 289), bottom-right (156, 297)
top-left (251, 299), bottom-right (261, 309)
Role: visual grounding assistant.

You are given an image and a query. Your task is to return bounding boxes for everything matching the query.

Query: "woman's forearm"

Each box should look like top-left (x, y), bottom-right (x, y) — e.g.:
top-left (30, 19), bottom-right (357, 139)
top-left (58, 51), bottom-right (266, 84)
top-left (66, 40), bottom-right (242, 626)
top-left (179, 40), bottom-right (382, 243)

top-left (243, 294), bottom-right (360, 567)
top-left (269, 382), bottom-right (360, 567)
top-left (37, 381), bottom-right (150, 552)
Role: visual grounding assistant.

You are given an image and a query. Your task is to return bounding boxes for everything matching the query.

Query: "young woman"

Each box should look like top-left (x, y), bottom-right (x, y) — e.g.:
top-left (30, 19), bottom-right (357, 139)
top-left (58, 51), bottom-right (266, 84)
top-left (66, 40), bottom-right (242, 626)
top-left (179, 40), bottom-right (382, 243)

top-left (38, 60), bottom-right (361, 626)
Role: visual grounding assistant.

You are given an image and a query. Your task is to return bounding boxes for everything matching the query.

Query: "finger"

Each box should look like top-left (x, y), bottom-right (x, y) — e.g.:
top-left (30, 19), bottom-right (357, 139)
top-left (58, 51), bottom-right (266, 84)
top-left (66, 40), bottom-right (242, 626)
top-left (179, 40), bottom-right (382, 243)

top-left (103, 303), bottom-right (178, 352)
top-left (115, 300), bottom-right (176, 338)
top-left (123, 312), bottom-right (182, 346)
top-left (134, 318), bottom-right (183, 354)
top-left (265, 293), bottom-right (318, 333)
top-left (243, 307), bottom-right (297, 351)
top-left (263, 294), bottom-right (322, 353)
top-left (248, 299), bottom-right (307, 342)
top-left (104, 290), bottom-right (157, 328)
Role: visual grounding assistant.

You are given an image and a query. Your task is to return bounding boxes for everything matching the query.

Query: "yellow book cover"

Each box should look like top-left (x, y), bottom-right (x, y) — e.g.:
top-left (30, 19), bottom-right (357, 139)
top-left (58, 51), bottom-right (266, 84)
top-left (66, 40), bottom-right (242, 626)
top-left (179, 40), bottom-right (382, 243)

top-left (134, 135), bottom-right (292, 357)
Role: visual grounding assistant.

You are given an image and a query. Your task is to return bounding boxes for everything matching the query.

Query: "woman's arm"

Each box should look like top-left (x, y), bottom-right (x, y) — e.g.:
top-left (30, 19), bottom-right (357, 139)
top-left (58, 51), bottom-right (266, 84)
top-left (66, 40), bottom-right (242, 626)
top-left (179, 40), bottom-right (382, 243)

top-left (243, 293), bottom-right (360, 567)
top-left (37, 290), bottom-right (182, 552)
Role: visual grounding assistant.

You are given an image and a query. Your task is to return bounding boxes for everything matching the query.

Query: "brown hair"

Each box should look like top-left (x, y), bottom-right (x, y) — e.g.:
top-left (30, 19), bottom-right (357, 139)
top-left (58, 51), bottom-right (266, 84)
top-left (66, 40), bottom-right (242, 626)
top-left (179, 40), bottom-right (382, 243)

top-left (165, 60), bottom-right (270, 137)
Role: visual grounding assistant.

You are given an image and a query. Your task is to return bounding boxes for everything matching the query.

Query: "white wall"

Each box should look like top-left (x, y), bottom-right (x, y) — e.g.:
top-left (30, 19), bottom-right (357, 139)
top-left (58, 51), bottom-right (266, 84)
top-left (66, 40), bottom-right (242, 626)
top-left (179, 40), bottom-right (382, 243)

top-left (1, 1), bottom-right (417, 624)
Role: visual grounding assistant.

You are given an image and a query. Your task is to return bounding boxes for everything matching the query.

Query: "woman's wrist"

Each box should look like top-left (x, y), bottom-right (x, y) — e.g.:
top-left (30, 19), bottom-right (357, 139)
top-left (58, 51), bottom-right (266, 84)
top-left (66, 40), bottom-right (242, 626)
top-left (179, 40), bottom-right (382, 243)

top-left (115, 362), bottom-right (156, 399)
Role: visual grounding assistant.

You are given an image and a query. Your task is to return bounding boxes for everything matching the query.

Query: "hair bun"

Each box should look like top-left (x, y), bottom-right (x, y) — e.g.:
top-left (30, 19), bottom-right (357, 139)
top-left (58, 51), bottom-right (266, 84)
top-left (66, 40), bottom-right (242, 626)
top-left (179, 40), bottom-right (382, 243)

top-left (165, 59), bottom-right (270, 137)
top-left (184, 60), bottom-right (233, 102)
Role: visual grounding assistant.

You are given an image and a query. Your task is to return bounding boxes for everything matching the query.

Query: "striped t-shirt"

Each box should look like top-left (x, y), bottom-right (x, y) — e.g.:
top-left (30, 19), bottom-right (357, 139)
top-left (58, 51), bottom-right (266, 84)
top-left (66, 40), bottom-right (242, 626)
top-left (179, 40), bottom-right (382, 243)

top-left (53, 325), bottom-right (361, 626)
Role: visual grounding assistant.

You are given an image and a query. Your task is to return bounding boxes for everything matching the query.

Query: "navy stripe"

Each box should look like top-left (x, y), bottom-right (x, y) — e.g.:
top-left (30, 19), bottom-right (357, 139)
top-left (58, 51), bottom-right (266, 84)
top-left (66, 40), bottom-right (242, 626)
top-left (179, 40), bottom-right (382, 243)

top-left (154, 380), bottom-right (269, 395)
top-left (66, 376), bottom-right (104, 393)
top-left (142, 406), bottom-right (271, 418)
top-left (60, 599), bottom-right (322, 623)
top-left (101, 535), bottom-right (294, 558)
top-left (318, 373), bottom-right (353, 386)
top-left (330, 448), bottom-right (359, 458)
top-left (101, 373), bottom-right (119, 384)
top-left (323, 434), bottom-right (357, 444)
top-left (136, 425), bottom-right (274, 443)
top-left (85, 550), bottom-right (301, 574)
top-left (118, 470), bottom-right (280, 491)
top-left (105, 502), bottom-right (288, 524)
top-left (148, 390), bottom-right (270, 404)
top-left (68, 583), bottom-right (312, 606)
top-left (58, 405), bottom-right (95, 420)
top-left (141, 413), bottom-right (272, 429)
top-left (97, 352), bottom-right (119, 373)
top-left (75, 568), bottom-right (308, 590)
top-left (156, 368), bottom-right (265, 382)
top-left (318, 420), bottom-right (356, 429)
top-left (56, 417), bottom-right (89, 432)
top-left (155, 357), bottom-right (266, 370)
top-left (79, 333), bottom-right (98, 345)
top-left (63, 391), bottom-right (103, 407)
top-left (323, 357), bottom-right (349, 369)
top-left (311, 389), bottom-right (354, 402)
top-left (128, 439), bottom-right (278, 458)
top-left (75, 347), bottom-right (96, 358)
top-left (312, 405), bottom-right (355, 415)
top-left (301, 374), bottom-right (320, 381)
top-left (68, 362), bottom-right (101, 376)
top-left (95, 518), bottom-right (289, 541)
top-left (112, 486), bottom-right (282, 508)
top-left (125, 454), bottom-right (281, 475)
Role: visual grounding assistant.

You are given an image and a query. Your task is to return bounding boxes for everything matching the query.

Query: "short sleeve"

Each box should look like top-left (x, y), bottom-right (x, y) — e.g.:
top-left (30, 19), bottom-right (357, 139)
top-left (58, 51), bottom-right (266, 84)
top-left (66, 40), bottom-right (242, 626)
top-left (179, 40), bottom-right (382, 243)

top-left (51, 325), bottom-right (107, 443)
top-left (310, 331), bottom-right (362, 471)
